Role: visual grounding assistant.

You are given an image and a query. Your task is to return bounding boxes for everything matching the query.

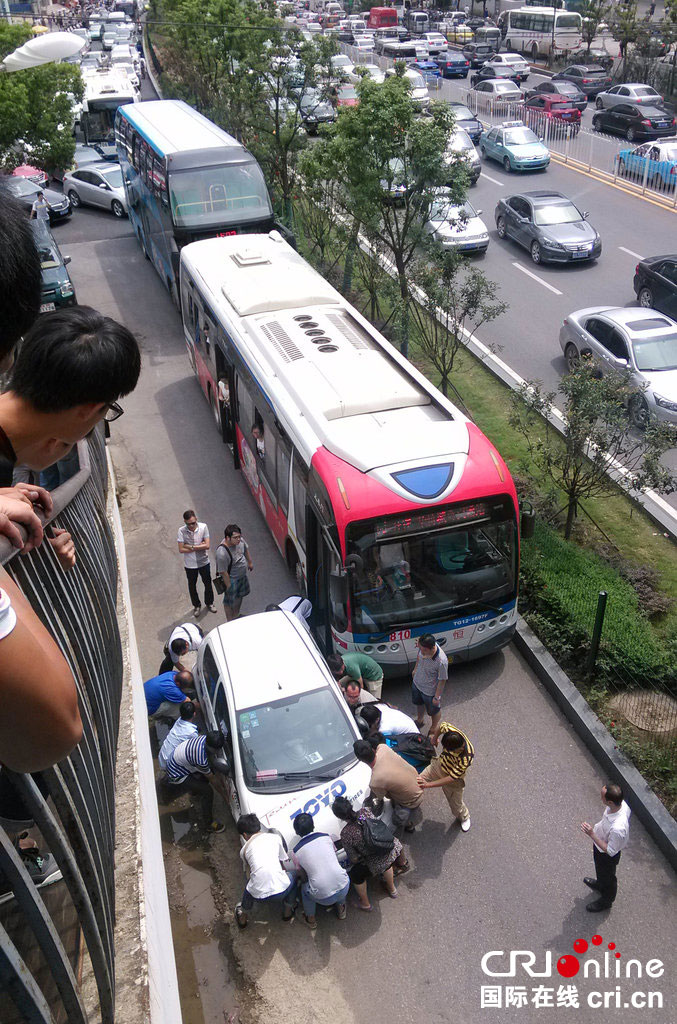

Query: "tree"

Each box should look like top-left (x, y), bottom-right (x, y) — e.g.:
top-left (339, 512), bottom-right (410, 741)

top-left (409, 244), bottom-right (507, 399)
top-left (577, 0), bottom-right (612, 53)
top-left (301, 68), bottom-right (464, 358)
top-left (610, 1), bottom-right (640, 76)
top-left (509, 361), bottom-right (677, 541)
top-left (0, 23), bottom-right (82, 173)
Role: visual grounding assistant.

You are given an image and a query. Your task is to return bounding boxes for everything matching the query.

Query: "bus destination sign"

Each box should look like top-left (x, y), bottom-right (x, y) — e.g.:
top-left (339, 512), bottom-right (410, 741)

top-left (374, 502), bottom-right (491, 541)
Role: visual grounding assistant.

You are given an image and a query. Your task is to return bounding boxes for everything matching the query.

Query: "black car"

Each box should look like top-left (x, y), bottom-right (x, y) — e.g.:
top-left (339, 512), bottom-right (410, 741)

top-left (30, 221), bottom-right (77, 312)
top-left (435, 51), bottom-right (470, 77)
top-left (525, 78), bottom-right (587, 112)
top-left (569, 47), bottom-right (614, 72)
top-left (551, 64), bottom-right (612, 98)
top-left (2, 175), bottom-right (71, 222)
top-left (447, 101), bottom-right (483, 144)
top-left (592, 103), bottom-right (676, 142)
top-left (471, 64), bottom-right (520, 87)
top-left (633, 255), bottom-right (677, 317)
top-left (462, 42), bottom-right (496, 68)
top-left (494, 190), bottom-right (602, 265)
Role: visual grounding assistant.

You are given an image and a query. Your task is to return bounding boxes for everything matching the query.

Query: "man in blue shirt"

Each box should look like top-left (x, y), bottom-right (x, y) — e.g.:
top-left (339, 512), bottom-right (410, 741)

top-left (144, 669), bottom-right (194, 721)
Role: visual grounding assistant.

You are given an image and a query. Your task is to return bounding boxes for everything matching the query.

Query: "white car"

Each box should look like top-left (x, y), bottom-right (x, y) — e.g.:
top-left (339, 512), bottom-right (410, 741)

top-left (386, 66), bottom-right (430, 110)
top-left (486, 52), bottom-right (530, 82)
top-left (353, 34), bottom-right (376, 52)
top-left (331, 53), bottom-right (354, 76)
top-left (594, 83), bottom-right (664, 110)
top-left (422, 31), bottom-right (448, 55)
top-left (347, 62), bottom-right (385, 84)
top-left (472, 79), bottom-right (523, 107)
top-left (194, 611), bottom-right (372, 853)
top-left (424, 193), bottom-right (489, 254)
top-left (444, 128), bottom-right (481, 184)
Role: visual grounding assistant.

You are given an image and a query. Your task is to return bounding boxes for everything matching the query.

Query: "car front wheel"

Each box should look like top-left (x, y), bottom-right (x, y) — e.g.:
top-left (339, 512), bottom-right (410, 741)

top-left (67, 189), bottom-right (81, 208)
top-left (638, 286), bottom-right (654, 308)
top-left (564, 342), bottom-right (579, 373)
top-left (503, 156), bottom-right (511, 172)
top-left (628, 394), bottom-right (649, 430)
top-left (530, 240), bottom-right (541, 264)
top-left (496, 215), bottom-right (506, 238)
top-left (626, 127), bottom-right (636, 142)
top-left (595, 97), bottom-right (604, 110)
top-left (111, 199), bottom-right (125, 218)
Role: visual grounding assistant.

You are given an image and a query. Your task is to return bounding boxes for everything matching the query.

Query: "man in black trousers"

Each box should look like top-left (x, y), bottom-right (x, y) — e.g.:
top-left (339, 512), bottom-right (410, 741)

top-left (580, 783), bottom-right (631, 912)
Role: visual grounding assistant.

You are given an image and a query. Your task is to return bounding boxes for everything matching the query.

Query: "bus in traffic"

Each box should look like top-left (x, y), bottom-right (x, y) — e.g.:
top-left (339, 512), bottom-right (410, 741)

top-left (180, 231), bottom-right (520, 674)
top-left (497, 6), bottom-right (583, 57)
top-left (80, 68), bottom-right (136, 147)
top-left (367, 6), bottom-right (398, 29)
top-left (115, 99), bottom-right (282, 306)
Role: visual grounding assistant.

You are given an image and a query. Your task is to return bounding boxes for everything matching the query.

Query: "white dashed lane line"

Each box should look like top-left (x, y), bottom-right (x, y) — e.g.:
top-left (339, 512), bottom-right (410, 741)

top-left (618, 246), bottom-right (645, 260)
top-left (512, 262), bottom-right (563, 296)
top-left (480, 171), bottom-right (505, 186)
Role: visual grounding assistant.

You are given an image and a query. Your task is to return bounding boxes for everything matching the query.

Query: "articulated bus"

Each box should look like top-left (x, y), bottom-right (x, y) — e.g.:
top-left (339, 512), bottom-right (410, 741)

top-left (180, 231), bottom-right (520, 675)
top-left (115, 100), bottom-right (287, 306)
top-left (497, 7), bottom-right (582, 58)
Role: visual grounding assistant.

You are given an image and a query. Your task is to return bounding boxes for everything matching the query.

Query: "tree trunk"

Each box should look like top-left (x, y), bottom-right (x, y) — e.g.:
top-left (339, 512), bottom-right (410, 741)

top-left (564, 495), bottom-right (577, 540)
top-left (342, 222), bottom-right (360, 295)
top-left (395, 256), bottom-right (409, 359)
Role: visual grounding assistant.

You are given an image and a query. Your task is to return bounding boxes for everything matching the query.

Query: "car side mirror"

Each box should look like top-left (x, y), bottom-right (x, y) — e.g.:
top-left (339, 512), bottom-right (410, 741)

top-left (99, 182), bottom-right (109, 189)
top-left (476, 208), bottom-right (483, 215)
top-left (582, 210), bottom-right (589, 219)
top-left (63, 255), bottom-right (72, 265)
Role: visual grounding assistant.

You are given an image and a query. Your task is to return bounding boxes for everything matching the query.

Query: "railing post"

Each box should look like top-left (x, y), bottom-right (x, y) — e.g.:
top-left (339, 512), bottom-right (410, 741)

top-left (587, 590), bottom-right (608, 677)
top-left (588, 127), bottom-right (593, 172)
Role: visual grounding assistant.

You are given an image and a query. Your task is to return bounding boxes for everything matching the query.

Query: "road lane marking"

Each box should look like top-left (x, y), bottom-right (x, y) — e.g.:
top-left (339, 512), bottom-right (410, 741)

top-left (512, 262), bottom-right (563, 295)
top-left (548, 152), bottom-right (677, 211)
top-left (619, 246), bottom-right (645, 260)
top-left (480, 171), bottom-right (505, 186)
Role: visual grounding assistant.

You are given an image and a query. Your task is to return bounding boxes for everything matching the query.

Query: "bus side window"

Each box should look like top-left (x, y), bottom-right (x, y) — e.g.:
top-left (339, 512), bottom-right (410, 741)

top-left (132, 133), bottom-right (142, 172)
top-left (292, 458), bottom-right (308, 552)
top-left (277, 435), bottom-right (291, 518)
top-left (236, 376), bottom-right (254, 437)
top-left (255, 411), bottom-right (277, 507)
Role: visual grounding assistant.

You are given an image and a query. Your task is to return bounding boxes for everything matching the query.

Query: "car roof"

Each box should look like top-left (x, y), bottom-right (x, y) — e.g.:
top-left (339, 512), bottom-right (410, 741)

top-left (584, 307), bottom-right (677, 333)
top-left (71, 161), bottom-right (117, 174)
top-left (209, 610), bottom-right (334, 709)
top-left (575, 64), bottom-right (605, 71)
top-left (516, 190), bottom-right (568, 205)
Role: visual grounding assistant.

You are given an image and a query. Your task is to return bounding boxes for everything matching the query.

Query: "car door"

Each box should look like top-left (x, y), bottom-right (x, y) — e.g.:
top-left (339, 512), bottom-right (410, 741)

top-left (513, 196), bottom-right (533, 247)
top-left (604, 85), bottom-right (622, 108)
top-left (525, 95), bottom-right (545, 131)
top-left (74, 169), bottom-right (101, 206)
top-left (582, 317), bottom-right (622, 371)
top-left (86, 169), bottom-right (110, 210)
top-left (608, 103), bottom-right (633, 134)
top-left (627, 142), bottom-right (650, 176)
top-left (503, 196), bottom-right (524, 241)
top-left (652, 260), bottom-right (677, 317)
top-left (483, 125), bottom-right (498, 157)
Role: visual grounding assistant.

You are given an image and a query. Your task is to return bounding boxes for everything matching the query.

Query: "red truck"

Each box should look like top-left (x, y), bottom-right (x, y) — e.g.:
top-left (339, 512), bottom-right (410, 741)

top-left (368, 6), bottom-right (398, 29)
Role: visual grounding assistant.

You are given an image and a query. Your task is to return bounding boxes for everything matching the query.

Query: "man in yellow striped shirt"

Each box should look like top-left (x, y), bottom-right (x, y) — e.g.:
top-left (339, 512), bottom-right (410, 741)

top-left (417, 721), bottom-right (474, 832)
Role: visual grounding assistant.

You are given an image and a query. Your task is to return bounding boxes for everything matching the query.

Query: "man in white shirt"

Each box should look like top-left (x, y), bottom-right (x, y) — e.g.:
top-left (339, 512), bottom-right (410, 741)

top-left (357, 702), bottom-right (419, 738)
top-left (158, 702), bottom-right (199, 770)
top-left (235, 814), bottom-right (297, 928)
top-left (159, 621), bottom-right (204, 673)
top-left (292, 813), bottom-right (349, 929)
top-left (580, 783), bottom-right (631, 912)
top-left (30, 192), bottom-right (50, 223)
top-left (266, 596), bottom-right (312, 631)
top-left (177, 509), bottom-right (215, 615)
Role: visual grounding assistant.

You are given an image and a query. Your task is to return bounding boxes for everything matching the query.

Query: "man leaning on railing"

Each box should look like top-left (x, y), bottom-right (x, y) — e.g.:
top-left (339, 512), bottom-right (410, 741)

top-left (0, 184), bottom-right (141, 773)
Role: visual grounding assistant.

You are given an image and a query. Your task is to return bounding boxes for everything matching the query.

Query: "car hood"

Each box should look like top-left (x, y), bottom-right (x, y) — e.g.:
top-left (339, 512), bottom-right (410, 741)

top-left (512, 142), bottom-right (549, 158)
top-left (434, 214), bottom-right (488, 237)
top-left (304, 101), bottom-right (333, 116)
top-left (642, 368), bottom-right (677, 397)
top-left (445, 147), bottom-right (480, 167)
top-left (539, 220), bottom-right (597, 244)
top-left (45, 188), bottom-right (69, 208)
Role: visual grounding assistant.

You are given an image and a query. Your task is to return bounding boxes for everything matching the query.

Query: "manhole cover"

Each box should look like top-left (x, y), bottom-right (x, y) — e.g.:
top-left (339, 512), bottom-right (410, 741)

top-left (608, 690), bottom-right (677, 736)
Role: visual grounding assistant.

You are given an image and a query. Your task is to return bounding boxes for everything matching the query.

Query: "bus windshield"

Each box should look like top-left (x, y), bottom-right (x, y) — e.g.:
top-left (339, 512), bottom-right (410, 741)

top-left (347, 503), bottom-right (517, 632)
top-left (169, 163), bottom-right (272, 230)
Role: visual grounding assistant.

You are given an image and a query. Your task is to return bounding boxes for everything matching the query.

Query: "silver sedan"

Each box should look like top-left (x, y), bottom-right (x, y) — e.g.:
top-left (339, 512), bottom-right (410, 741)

top-left (594, 83), bottom-right (664, 110)
top-left (559, 306), bottom-right (677, 427)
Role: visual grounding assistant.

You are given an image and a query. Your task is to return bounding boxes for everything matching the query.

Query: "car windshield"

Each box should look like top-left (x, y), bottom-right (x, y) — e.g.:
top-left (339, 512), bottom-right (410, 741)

top-left (169, 163), bottom-right (272, 229)
top-left (657, 145), bottom-right (677, 160)
top-left (430, 198), bottom-right (476, 221)
top-left (453, 105), bottom-right (476, 120)
top-left (504, 127), bottom-right (539, 144)
top-left (333, 55), bottom-right (351, 66)
top-left (347, 500), bottom-right (517, 632)
top-left (533, 202), bottom-right (581, 225)
top-left (495, 82), bottom-right (519, 93)
top-left (339, 86), bottom-right (357, 99)
top-left (407, 72), bottom-right (426, 88)
top-left (37, 243), bottom-right (60, 269)
top-left (237, 687), bottom-right (357, 792)
top-left (632, 334), bottom-right (677, 372)
top-left (101, 166), bottom-right (123, 189)
top-left (557, 82), bottom-right (578, 93)
top-left (448, 131), bottom-right (474, 152)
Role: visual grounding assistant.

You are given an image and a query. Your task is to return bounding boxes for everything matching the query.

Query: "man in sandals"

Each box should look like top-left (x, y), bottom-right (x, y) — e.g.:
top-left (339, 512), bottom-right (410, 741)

top-left (234, 814), bottom-right (297, 928)
top-left (417, 722), bottom-right (474, 833)
top-left (292, 813), bottom-right (350, 930)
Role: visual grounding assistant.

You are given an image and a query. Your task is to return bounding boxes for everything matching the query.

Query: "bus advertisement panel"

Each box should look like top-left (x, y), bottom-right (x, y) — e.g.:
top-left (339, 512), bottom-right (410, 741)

top-left (115, 99), bottom-right (282, 305)
top-left (179, 232), bottom-right (520, 675)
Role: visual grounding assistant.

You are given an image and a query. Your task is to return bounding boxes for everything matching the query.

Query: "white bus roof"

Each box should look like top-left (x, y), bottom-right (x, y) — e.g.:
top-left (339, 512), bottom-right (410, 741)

top-left (181, 233), bottom-right (471, 478)
top-left (83, 68), bottom-right (136, 102)
top-left (119, 99), bottom-right (240, 156)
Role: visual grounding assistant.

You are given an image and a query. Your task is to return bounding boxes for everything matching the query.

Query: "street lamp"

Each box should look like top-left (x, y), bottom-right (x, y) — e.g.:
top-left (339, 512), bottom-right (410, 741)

top-left (1, 30), bottom-right (85, 72)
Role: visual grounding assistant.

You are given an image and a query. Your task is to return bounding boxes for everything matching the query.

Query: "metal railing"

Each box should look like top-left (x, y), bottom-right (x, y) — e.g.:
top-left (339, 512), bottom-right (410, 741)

top-left (0, 426), bottom-right (123, 1024)
top-left (460, 87), bottom-right (677, 207)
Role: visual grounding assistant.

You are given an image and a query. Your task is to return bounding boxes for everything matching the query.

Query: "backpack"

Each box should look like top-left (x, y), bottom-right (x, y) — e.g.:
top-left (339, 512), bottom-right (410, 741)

top-left (385, 732), bottom-right (435, 770)
top-left (360, 813), bottom-right (395, 855)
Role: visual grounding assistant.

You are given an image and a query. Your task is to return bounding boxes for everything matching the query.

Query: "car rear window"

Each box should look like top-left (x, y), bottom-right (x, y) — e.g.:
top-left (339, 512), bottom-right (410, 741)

top-left (551, 102), bottom-right (574, 110)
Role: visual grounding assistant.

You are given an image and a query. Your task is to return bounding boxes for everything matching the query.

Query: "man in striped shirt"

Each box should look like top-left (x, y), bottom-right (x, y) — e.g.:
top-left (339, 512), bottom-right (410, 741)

top-left (164, 730), bottom-right (229, 835)
top-left (417, 721), bottom-right (474, 833)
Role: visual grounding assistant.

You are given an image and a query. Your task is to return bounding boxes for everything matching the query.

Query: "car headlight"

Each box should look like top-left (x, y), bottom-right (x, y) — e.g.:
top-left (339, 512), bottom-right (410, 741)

top-left (543, 239), bottom-right (564, 249)
top-left (653, 393), bottom-right (677, 412)
top-left (60, 283), bottom-right (74, 297)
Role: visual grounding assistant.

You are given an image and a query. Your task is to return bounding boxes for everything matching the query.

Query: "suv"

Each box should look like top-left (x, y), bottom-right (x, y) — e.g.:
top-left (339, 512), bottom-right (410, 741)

top-left (485, 52), bottom-right (530, 82)
top-left (462, 42), bottom-right (496, 68)
top-left (30, 221), bottom-right (77, 312)
top-left (551, 65), bottom-right (612, 98)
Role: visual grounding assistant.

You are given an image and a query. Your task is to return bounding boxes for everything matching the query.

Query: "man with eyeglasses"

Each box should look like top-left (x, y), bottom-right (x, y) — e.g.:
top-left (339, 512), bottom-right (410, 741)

top-left (178, 509), bottom-right (216, 615)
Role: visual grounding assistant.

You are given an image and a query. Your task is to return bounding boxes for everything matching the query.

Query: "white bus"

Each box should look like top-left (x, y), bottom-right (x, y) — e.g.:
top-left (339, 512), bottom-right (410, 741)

top-left (497, 7), bottom-right (582, 59)
top-left (80, 68), bottom-right (137, 144)
top-left (180, 231), bottom-right (520, 675)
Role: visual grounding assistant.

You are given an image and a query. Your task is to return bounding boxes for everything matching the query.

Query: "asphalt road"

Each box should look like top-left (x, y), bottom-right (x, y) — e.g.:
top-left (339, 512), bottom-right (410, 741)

top-left (55, 178), bottom-right (677, 1023)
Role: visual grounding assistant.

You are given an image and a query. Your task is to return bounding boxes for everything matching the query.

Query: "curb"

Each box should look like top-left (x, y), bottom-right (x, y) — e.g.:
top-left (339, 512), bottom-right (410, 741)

top-left (513, 615), bottom-right (677, 873)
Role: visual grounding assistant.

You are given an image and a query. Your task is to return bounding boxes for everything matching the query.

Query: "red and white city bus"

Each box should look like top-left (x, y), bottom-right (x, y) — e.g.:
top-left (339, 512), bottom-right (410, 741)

top-left (180, 231), bottom-right (519, 674)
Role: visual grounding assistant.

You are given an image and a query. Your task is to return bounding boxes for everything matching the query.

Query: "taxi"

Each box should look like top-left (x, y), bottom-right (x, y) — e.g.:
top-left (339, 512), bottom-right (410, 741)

top-left (193, 610), bottom-right (371, 855)
top-left (479, 120), bottom-right (550, 172)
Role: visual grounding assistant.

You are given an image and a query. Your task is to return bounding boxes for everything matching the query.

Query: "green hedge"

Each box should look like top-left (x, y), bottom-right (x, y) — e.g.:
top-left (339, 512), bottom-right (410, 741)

top-left (520, 520), bottom-right (675, 690)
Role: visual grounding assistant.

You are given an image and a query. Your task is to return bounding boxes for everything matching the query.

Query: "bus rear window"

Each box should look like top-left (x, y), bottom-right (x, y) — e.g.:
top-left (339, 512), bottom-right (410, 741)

top-left (168, 163), bottom-right (272, 229)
